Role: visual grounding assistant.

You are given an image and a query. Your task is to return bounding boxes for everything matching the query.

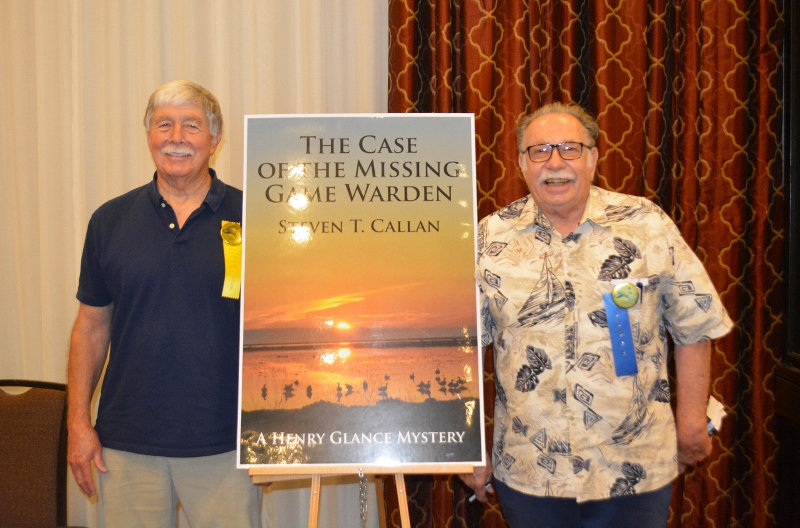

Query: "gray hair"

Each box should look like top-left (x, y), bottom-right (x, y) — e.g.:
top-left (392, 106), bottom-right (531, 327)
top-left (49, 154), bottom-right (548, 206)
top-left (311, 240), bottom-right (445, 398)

top-left (143, 80), bottom-right (223, 138)
top-left (515, 102), bottom-right (600, 152)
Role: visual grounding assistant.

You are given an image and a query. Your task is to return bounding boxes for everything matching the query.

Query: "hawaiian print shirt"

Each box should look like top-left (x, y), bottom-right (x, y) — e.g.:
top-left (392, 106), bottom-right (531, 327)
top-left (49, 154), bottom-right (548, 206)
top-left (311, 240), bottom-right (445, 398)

top-left (476, 186), bottom-right (733, 501)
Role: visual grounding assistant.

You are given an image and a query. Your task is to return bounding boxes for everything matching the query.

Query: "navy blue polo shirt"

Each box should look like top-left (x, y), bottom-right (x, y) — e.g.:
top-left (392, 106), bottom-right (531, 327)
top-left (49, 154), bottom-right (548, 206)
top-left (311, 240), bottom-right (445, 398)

top-left (77, 170), bottom-right (242, 457)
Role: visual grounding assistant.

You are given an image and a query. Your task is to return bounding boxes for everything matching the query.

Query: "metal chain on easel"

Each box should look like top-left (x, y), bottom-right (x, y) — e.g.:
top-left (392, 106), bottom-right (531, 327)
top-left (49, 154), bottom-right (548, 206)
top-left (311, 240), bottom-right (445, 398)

top-left (359, 468), bottom-right (368, 527)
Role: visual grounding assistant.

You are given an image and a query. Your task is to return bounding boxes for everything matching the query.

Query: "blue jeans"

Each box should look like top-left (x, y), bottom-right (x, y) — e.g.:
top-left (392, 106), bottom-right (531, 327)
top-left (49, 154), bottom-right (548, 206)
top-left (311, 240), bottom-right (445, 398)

top-left (495, 480), bottom-right (672, 528)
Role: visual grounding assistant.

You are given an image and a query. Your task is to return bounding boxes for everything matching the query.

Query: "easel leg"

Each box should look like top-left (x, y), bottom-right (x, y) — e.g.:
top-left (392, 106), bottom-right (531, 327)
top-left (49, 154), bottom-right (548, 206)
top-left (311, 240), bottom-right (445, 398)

top-left (375, 476), bottom-right (388, 528)
top-left (308, 474), bottom-right (322, 528)
top-left (394, 474), bottom-right (411, 528)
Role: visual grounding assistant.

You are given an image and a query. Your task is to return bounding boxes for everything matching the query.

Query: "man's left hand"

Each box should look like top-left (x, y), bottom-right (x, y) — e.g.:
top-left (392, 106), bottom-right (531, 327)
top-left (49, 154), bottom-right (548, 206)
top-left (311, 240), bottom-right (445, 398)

top-left (673, 341), bottom-right (713, 473)
top-left (676, 410), bottom-right (712, 473)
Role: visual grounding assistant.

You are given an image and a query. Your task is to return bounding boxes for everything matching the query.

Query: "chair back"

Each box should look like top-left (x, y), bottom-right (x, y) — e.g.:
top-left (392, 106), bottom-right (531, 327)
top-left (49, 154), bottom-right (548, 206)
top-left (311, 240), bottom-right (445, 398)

top-left (0, 380), bottom-right (67, 527)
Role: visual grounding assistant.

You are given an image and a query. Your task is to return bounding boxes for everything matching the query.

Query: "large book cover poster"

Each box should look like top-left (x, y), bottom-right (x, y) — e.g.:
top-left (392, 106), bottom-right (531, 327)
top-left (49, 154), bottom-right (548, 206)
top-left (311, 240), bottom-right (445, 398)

top-left (238, 115), bottom-right (484, 469)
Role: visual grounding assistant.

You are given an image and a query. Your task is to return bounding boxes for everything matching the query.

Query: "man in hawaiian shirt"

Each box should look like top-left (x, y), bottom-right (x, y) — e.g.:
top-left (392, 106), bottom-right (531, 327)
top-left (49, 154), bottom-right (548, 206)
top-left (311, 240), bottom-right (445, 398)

top-left (462, 103), bottom-right (732, 528)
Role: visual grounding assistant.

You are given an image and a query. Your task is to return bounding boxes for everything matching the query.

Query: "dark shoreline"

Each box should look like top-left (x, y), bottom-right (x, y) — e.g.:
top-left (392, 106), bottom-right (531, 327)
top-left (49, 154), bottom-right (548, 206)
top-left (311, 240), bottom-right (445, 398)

top-left (240, 397), bottom-right (482, 465)
top-left (243, 336), bottom-right (478, 352)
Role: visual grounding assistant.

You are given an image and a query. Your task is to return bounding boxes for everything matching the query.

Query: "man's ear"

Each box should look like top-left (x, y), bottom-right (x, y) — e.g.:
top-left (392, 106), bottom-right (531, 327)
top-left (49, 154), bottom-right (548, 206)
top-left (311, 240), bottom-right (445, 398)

top-left (518, 151), bottom-right (527, 172)
top-left (211, 132), bottom-right (222, 150)
top-left (586, 145), bottom-right (599, 175)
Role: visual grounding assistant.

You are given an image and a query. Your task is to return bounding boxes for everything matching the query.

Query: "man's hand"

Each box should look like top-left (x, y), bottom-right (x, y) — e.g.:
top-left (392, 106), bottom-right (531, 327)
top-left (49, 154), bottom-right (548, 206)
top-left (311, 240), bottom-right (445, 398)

top-left (673, 340), bottom-right (713, 473)
top-left (459, 464), bottom-right (494, 503)
top-left (67, 302), bottom-right (113, 497)
top-left (67, 421), bottom-right (108, 497)
top-left (676, 415), bottom-right (711, 473)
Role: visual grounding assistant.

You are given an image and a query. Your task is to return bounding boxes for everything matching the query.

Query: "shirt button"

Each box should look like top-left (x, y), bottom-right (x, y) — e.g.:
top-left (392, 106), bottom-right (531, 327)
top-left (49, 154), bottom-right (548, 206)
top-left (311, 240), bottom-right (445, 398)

top-left (161, 202), bottom-right (166, 208)
top-left (169, 223), bottom-right (175, 229)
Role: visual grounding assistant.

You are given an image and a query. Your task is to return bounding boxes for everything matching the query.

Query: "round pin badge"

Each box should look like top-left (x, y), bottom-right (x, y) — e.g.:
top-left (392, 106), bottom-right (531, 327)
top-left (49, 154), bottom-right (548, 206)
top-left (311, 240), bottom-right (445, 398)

top-left (611, 282), bottom-right (639, 309)
top-left (221, 222), bottom-right (242, 245)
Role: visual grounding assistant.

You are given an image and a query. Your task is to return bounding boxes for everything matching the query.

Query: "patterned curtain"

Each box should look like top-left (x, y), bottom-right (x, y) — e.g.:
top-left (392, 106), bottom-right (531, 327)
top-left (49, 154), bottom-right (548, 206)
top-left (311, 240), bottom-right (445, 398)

top-left (385, 1), bottom-right (784, 527)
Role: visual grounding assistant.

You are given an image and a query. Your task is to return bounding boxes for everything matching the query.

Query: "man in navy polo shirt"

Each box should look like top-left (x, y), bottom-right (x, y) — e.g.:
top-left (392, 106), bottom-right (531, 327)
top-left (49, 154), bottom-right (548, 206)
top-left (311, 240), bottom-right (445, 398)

top-left (67, 80), bottom-right (259, 526)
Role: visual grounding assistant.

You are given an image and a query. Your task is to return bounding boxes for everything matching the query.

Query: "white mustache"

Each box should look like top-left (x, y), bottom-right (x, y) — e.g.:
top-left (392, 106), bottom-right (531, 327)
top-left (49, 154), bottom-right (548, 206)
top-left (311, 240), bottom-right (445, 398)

top-left (161, 145), bottom-right (195, 157)
top-left (537, 168), bottom-right (574, 184)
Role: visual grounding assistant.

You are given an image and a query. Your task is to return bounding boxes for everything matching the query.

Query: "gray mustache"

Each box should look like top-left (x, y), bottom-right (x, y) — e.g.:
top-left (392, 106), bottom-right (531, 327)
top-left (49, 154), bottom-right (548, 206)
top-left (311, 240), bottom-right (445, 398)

top-left (161, 145), bottom-right (195, 156)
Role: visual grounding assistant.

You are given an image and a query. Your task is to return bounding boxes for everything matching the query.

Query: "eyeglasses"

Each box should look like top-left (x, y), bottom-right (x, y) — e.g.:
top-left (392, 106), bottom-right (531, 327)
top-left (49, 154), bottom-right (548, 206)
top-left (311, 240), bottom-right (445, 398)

top-left (524, 142), bottom-right (590, 162)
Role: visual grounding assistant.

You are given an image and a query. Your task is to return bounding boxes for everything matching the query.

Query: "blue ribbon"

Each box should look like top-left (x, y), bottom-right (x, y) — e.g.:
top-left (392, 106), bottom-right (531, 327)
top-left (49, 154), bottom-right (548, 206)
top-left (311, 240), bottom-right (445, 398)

top-left (603, 293), bottom-right (639, 377)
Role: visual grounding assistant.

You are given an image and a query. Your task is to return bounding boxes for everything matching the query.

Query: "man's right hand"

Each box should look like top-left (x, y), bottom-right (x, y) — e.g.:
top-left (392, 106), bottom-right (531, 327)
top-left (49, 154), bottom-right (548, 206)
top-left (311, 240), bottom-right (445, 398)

top-left (67, 302), bottom-right (113, 497)
top-left (67, 421), bottom-right (108, 497)
top-left (459, 463), bottom-right (494, 503)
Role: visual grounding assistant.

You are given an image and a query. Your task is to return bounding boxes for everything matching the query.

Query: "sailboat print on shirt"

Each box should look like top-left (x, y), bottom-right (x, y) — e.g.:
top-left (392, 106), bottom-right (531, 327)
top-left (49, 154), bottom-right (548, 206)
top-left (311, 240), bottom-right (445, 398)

top-left (607, 375), bottom-right (653, 446)
top-left (517, 255), bottom-right (566, 327)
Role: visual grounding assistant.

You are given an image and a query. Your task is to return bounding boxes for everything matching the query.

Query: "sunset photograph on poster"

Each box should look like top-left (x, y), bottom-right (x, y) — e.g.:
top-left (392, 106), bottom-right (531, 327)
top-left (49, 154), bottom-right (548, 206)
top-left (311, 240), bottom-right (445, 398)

top-left (238, 115), bottom-right (484, 468)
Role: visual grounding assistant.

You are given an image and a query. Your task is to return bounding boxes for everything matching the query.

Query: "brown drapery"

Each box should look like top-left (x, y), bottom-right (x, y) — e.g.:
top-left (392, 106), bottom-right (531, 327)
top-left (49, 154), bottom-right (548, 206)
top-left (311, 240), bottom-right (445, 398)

top-left (385, 1), bottom-right (783, 527)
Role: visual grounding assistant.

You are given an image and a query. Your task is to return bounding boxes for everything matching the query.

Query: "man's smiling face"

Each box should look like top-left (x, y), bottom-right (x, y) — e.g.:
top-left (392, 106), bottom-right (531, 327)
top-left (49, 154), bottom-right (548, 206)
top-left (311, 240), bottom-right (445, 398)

top-left (146, 103), bottom-right (220, 181)
top-left (518, 112), bottom-right (598, 223)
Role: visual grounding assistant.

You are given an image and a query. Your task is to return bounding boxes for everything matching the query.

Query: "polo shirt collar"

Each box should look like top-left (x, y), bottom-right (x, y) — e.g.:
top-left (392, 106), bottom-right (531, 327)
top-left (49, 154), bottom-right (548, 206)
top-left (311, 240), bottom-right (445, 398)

top-left (147, 168), bottom-right (225, 212)
top-left (203, 169), bottom-right (225, 212)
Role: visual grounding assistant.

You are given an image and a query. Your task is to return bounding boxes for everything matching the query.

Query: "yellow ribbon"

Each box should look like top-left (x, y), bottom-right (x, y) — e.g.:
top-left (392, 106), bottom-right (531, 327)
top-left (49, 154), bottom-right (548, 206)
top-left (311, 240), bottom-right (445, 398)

top-left (220, 221), bottom-right (242, 299)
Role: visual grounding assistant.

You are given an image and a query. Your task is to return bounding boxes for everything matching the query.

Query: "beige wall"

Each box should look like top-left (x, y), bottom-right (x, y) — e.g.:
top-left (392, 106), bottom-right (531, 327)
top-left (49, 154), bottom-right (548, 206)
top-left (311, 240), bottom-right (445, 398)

top-left (0, 1), bottom-right (387, 525)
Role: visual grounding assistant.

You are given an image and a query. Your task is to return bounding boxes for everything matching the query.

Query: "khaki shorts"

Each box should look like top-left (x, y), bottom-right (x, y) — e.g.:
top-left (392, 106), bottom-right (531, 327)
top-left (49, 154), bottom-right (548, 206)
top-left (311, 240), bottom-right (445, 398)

top-left (98, 448), bottom-right (260, 527)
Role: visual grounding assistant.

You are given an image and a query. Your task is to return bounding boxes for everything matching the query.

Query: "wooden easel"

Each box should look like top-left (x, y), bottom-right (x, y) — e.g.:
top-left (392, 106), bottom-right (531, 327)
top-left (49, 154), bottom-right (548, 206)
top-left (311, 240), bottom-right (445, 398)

top-left (250, 463), bottom-right (473, 528)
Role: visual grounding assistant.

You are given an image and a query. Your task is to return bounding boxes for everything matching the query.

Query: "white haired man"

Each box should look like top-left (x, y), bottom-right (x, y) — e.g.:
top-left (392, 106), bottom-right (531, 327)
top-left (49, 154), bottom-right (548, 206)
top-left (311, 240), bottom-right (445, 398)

top-left (462, 102), bottom-right (732, 527)
top-left (67, 80), bottom-right (259, 526)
